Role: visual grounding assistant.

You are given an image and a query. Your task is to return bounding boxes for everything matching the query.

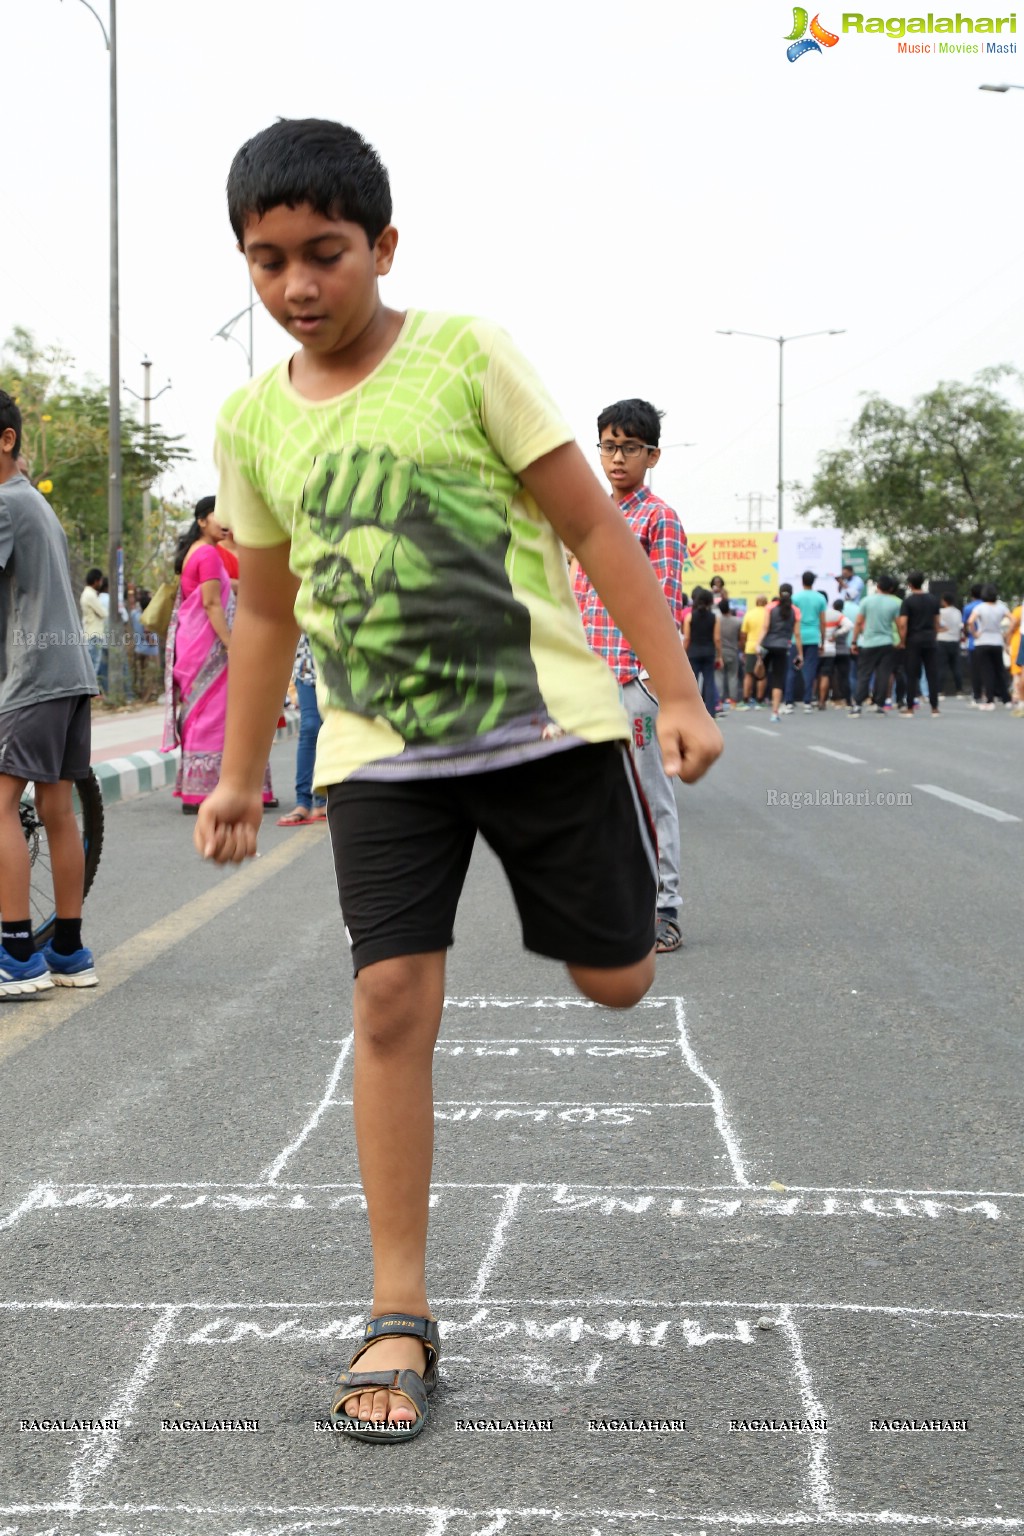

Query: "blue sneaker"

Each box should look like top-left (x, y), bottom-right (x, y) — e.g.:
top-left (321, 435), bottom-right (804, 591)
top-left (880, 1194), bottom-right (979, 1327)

top-left (0, 946), bottom-right (54, 997)
top-left (39, 942), bottom-right (98, 988)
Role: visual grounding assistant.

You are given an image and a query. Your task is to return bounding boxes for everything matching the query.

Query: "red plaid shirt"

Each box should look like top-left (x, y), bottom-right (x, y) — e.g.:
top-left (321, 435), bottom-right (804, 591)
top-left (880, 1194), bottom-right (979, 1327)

top-left (572, 487), bottom-right (687, 684)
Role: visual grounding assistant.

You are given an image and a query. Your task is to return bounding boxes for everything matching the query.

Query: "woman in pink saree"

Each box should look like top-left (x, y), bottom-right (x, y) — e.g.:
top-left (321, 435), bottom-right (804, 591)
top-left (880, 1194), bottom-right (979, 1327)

top-left (162, 497), bottom-right (274, 813)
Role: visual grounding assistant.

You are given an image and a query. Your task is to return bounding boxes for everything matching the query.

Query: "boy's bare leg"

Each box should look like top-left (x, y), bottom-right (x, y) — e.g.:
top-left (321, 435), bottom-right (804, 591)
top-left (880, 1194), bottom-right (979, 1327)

top-left (569, 953), bottom-right (655, 1010)
top-left (0, 776), bottom-right (31, 919)
top-left (342, 950), bottom-right (446, 1424)
top-left (34, 781), bottom-right (85, 918)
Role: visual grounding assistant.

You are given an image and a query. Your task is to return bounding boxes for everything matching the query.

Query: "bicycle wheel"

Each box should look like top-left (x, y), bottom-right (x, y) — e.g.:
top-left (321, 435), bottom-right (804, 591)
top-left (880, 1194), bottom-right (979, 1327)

top-left (18, 770), bottom-right (105, 950)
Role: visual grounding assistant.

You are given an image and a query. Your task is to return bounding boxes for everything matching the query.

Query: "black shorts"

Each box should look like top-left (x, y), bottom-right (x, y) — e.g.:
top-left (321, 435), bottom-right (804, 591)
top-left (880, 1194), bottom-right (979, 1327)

top-left (818, 656), bottom-right (836, 678)
top-left (764, 649), bottom-right (789, 691)
top-left (327, 742), bottom-right (658, 975)
top-left (0, 695), bottom-right (92, 783)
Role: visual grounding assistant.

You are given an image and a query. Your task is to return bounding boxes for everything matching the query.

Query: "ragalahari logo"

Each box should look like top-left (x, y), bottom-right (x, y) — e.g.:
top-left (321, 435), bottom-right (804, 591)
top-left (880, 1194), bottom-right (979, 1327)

top-left (786, 7), bottom-right (841, 58)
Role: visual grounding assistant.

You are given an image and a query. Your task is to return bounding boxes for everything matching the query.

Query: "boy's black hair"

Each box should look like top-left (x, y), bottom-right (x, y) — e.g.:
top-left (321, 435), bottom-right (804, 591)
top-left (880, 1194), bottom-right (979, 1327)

top-left (85, 567), bottom-right (103, 586)
top-left (981, 582), bottom-right (998, 603)
top-left (907, 570), bottom-right (925, 589)
top-left (227, 119), bottom-right (392, 246)
top-left (719, 597), bottom-right (732, 615)
top-left (877, 572), bottom-right (896, 594)
top-left (0, 390), bottom-right (22, 457)
top-left (801, 570), bottom-right (816, 586)
top-left (596, 398), bottom-right (664, 446)
top-left (969, 583), bottom-right (983, 600)
top-left (834, 598), bottom-right (845, 611)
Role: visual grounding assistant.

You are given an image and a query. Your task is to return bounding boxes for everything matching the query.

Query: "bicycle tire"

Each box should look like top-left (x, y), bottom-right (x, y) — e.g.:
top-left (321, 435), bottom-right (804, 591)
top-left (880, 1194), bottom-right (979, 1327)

top-left (18, 769), bottom-right (105, 951)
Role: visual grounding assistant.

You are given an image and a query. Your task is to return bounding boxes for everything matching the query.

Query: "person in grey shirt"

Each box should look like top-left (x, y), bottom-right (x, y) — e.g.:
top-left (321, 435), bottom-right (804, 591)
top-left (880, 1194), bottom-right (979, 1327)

top-left (0, 390), bottom-right (99, 995)
top-left (717, 597), bottom-right (742, 708)
top-left (936, 594), bottom-right (963, 696)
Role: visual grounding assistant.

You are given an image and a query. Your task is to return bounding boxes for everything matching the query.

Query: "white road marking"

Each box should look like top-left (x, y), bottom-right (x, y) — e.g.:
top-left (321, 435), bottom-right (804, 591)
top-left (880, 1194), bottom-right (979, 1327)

top-left (0, 1182), bottom-right (50, 1232)
top-left (914, 784), bottom-right (1021, 823)
top-left (467, 1184), bottom-right (523, 1301)
top-left (807, 745), bottom-right (866, 765)
top-left (0, 1297), bottom-right (1022, 1322)
top-left (747, 726), bottom-right (780, 738)
top-left (65, 1305), bottom-right (180, 1511)
top-left (778, 1305), bottom-right (834, 1513)
top-left (2, 1502), bottom-right (1021, 1531)
top-left (260, 1032), bottom-right (353, 1184)
top-left (674, 998), bottom-right (750, 1187)
top-left (13, 1178), bottom-right (1023, 1197)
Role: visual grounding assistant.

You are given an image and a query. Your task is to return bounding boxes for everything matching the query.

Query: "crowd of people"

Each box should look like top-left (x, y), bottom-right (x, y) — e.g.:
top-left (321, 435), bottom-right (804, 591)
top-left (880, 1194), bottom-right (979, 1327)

top-left (681, 570), bottom-right (1023, 722)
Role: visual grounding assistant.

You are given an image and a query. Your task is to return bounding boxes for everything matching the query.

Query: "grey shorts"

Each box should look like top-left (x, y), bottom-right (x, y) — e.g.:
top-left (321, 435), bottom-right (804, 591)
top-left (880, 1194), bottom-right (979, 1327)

top-left (0, 695), bottom-right (93, 783)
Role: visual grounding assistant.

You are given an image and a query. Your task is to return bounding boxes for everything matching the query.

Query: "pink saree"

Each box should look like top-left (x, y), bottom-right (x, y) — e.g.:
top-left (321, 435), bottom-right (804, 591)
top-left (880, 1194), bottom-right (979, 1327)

top-left (162, 543), bottom-right (273, 805)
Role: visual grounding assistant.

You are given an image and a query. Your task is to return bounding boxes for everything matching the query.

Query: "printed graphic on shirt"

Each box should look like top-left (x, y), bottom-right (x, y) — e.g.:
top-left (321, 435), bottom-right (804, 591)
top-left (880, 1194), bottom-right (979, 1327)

top-left (304, 444), bottom-right (547, 745)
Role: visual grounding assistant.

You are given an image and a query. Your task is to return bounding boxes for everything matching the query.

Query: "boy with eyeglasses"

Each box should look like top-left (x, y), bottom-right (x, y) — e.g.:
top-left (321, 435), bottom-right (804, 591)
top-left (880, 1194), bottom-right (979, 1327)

top-left (197, 121), bottom-right (722, 1441)
top-left (572, 399), bottom-right (690, 955)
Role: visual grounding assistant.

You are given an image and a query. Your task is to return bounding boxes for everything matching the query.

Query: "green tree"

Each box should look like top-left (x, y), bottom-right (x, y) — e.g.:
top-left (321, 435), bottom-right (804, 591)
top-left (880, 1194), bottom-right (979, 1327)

top-left (797, 368), bottom-right (1024, 598)
top-left (0, 327), bottom-right (191, 590)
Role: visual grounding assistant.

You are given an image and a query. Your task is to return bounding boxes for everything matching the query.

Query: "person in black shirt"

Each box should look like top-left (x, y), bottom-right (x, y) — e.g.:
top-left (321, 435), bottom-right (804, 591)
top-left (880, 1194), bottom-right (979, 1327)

top-left (897, 572), bottom-right (941, 716)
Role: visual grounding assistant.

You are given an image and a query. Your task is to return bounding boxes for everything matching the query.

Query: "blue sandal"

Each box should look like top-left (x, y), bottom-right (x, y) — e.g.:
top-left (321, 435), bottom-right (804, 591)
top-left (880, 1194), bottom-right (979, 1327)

top-left (331, 1313), bottom-right (440, 1443)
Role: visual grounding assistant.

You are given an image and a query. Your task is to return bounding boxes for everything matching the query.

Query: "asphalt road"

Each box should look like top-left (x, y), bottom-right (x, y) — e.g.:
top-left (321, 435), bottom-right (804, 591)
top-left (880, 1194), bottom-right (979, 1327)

top-left (0, 700), bottom-right (1021, 1535)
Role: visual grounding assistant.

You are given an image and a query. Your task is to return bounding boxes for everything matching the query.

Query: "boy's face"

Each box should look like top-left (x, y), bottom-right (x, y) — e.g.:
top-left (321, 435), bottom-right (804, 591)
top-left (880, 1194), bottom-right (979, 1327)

top-left (241, 203), bottom-right (398, 356)
top-left (598, 426), bottom-right (659, 497)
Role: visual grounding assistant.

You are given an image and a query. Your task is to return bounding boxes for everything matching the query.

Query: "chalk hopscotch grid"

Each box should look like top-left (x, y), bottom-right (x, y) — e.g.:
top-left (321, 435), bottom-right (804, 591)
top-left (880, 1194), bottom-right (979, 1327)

top-left (1, 995), bottom-right (1017, 1527)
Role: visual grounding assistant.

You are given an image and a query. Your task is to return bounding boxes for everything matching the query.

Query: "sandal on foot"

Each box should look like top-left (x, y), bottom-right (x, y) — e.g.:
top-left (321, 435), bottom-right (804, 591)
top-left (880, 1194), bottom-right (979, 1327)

top-left (331, 1313), bottom-right (440, 1443)
top-left (309, 806), bottom-right (329, 823)
top-left (655, 915), bottom-right (683, 953)
top-left (276, 806), bottom-right (313, 826)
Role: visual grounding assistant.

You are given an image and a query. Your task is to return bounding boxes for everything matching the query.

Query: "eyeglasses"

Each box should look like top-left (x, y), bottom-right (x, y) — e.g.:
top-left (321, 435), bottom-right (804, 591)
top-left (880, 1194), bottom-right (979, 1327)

top-left (597, 441), bottom-right (656, 459)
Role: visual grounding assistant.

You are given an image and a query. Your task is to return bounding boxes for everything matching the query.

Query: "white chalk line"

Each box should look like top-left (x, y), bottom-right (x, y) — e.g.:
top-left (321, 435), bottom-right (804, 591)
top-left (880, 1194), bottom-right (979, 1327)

top-left (261, 1033), bottom-right (353, 1185)
top-left (64, 1304), bottom-right (180, 1513)
top-left (325, 1099), bottom-right (715, 1109)
top-left (674, 997), bottom-right (750, 1187)
top-left (14, 1178), bottom-right (1024, 1196)
top-left (778, 1305), bottom-right (834, 1514)
top-left (468, 1183), bottom-right (524, 1301)
top-left (747, 726), bottom-right (781, 738)
top-left (2, 1298), bottom-right (1021, 1321)
top-left (0, 1181), bottom-right (50, 1231)
top-left (1, 1502), bottom-right (1020, 1531)
top-left (441, 996), bottom-right (672, 1008)
top-left (807, 746), bottom-right (867, 765)
top-left (913, 784), bottom-right (1021, 824)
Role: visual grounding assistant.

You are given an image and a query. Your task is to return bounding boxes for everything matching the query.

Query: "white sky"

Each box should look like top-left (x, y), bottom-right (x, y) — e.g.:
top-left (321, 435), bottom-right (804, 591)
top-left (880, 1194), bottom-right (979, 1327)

top-left (5, 0), bottom-right (1024, 537)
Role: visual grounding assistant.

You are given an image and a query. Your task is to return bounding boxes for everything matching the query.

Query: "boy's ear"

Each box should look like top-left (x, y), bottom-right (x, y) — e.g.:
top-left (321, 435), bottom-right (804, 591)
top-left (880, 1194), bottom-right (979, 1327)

top-left (647, 446), bottom-right (661, 470)
top-left (0, 427), bottom-right (16, 455)
top-left (374, 225), bottom-right (399, 277)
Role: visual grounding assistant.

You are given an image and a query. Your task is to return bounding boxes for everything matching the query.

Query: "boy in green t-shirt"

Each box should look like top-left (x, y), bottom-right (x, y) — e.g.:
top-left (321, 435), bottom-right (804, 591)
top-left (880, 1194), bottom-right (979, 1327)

top-left (197, 118), bottom-right (722, 1442)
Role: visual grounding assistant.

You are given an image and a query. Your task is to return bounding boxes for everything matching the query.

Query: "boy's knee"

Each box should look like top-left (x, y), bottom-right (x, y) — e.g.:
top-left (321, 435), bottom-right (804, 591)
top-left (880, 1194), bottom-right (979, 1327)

top-left (354, 953), bottom-right (445, 1052)
top-left (568, 953), bottom-right (655, 1010)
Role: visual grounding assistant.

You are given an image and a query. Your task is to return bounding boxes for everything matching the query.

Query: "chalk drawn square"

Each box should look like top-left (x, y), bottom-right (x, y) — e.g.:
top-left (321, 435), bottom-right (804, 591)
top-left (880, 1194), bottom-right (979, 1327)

top-left (795, 1309), bottom-right (1023, 1514)
top-left (0, 1306), bottom-right (158, 1505)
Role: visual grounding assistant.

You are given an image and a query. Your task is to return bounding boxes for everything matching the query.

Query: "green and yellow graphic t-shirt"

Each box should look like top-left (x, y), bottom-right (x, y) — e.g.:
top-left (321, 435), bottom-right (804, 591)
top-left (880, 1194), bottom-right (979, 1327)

top-left (215, 311), bottom-right (628, 787)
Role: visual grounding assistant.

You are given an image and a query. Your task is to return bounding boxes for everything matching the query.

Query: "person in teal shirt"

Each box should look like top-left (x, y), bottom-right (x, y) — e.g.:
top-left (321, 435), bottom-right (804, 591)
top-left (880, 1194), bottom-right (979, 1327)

top-left (784, 570), bottom-right (827, 710)
top-left (849, 574), bottom-right (901, 714)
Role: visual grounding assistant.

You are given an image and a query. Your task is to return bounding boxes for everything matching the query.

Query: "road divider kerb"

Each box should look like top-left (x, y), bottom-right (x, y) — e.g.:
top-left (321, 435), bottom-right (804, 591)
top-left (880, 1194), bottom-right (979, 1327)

top-left (90, 715), bottom-right (299, 806)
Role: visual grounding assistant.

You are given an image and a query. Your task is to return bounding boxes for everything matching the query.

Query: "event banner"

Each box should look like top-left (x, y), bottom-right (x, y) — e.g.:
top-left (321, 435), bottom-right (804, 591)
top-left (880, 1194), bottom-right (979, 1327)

top-left (682, 530), bottom-right (844, 611)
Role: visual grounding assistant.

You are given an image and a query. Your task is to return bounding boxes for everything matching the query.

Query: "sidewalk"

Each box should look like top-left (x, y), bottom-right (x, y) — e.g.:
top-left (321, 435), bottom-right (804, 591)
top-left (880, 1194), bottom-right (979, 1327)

top-left (88, 699), bottom-right (298, 805)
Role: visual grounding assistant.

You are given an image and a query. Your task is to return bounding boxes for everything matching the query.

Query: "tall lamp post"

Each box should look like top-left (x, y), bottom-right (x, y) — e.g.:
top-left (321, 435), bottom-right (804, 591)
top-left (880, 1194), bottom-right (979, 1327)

top-left (716, 328), bottom-right (845, 530)
top-left (214, 276), bottom-right (260, 377)
top-left (124, 358), bottom-right (171, 571)
top-left (62, 0), bottom-right (123, 698)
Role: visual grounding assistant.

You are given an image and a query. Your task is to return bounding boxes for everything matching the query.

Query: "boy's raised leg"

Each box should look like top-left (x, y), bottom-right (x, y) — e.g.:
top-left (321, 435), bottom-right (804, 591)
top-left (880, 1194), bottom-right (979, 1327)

top-left (569, 955), bottom-right (655, 1011)
top-left (341, 950), bottom-right (446, 1424)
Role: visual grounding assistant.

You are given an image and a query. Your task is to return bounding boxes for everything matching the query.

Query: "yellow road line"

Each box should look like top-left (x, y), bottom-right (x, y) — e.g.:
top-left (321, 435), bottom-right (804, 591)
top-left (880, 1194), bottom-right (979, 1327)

top-left (0, 834), bottom-right (322, 1067)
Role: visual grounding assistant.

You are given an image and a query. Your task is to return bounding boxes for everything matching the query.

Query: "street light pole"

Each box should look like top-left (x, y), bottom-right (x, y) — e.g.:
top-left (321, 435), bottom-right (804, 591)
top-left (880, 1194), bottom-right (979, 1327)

top-left (64, 0), bottom-right (123, 697)
top-left (214, 274), bottom-right (260, 377)
top-left (716, 328), bottom-right (845, 530)
top-left (124, 357), bottom-right (171, 570)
